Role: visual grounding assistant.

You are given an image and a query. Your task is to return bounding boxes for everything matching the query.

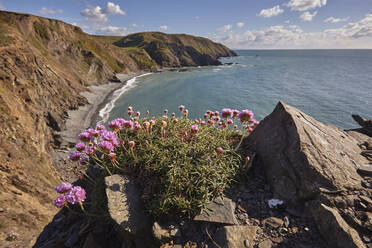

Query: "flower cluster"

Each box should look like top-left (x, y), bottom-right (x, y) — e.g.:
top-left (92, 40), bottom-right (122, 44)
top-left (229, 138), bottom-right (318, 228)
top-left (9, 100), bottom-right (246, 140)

top-left (54, 182), bottom-right (86, 208)
top-left (65, 105), bottom-right (259, 217)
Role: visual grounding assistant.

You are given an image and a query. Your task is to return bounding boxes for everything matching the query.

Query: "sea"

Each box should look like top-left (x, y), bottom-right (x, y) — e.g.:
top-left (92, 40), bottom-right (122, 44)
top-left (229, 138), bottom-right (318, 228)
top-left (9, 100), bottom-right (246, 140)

top-left (100, 50), bottom-right (372, 129)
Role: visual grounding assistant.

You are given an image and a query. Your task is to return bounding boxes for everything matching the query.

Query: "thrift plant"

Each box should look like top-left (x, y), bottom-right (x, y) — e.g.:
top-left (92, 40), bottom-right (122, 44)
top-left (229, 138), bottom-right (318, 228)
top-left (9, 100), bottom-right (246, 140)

top-left (62, 106), bottom-right (259, 218)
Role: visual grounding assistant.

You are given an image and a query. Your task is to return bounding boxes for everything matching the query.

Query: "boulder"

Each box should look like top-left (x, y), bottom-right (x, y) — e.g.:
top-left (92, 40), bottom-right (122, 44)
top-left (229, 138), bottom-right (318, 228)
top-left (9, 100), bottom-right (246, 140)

top-left (310, 203), bottom-right (365, 248)
top-left (212, 225), bottom-right (261, 248)
top-left (245, 101), bottom-right (366, 203)
top-left (244, 102), bottom-right (371, 248)
top-left (105, 174), bottom-right (152, 236)
top-left (194, 197), bottom-right (238, 225)
top-left (352, 114), bottom-right (372, 135)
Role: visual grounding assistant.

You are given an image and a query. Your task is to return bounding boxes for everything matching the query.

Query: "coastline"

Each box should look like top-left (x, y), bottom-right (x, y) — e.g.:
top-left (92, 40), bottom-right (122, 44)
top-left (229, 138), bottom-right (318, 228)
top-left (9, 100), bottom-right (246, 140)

top-left (60, 71), bottom-right (146, 144)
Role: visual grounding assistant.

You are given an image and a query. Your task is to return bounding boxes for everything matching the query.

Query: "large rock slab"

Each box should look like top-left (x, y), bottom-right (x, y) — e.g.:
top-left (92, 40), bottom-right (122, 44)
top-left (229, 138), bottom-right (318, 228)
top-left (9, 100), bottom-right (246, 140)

top-left (105, 174), bottom-right (152, 235)
top-left (212, 225), bottom-right (261, 248)
top-left (244, 102), bottom-right (371, 248)
top-left (245, 101), bottom-right (367, 203)
top-left (194, 197), bottom-right (238, 225)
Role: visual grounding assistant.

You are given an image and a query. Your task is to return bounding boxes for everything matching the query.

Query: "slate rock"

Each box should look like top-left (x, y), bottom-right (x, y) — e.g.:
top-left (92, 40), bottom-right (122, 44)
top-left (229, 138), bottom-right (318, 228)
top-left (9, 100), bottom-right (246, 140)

top-left (105, 174), bottom-right (152, 235)
top-left (194, 197), bottom-right (238, 225)
top-left (212, 225), bottom-right (261, 248)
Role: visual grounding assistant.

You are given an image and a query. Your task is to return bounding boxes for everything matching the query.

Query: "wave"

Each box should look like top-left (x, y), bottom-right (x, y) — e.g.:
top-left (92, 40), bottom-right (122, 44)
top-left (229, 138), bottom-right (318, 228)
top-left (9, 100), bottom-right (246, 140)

top-left (97, 73), bottom-right (152, 124)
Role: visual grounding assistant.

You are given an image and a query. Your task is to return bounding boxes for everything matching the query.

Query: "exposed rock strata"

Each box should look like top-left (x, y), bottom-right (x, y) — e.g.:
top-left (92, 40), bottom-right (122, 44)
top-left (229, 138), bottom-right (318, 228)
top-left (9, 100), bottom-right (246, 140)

top-left (244, 102), bottom-right (371, 248)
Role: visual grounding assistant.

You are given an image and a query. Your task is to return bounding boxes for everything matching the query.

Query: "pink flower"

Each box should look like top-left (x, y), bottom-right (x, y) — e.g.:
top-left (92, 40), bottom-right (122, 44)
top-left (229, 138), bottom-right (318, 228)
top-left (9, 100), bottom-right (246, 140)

top-left (227, 119), bottom-right (233, 125)
top-left (233, 110), bottom-right (240, 118)
top-left (55, 182), bottom-right (72, 193)
top-left (109, 153), bottom-right (116, 160)
top-left (75, 143), bottom-right (86, 152)
top-left (65, 186), bottom-right (86, 204)
top-left (200, 121), bottom-right (206, 126)
top-left (54, 196), bottom-right (66, 208)
top-left (216, 147), bottom-right (224, 154)
top-left (123, 120), bottom-right (134, 129)
top-left (85, 147), bottom-right (95, 156)
top-left (221, 108), bottom-right (233, 118)
top-left (69, 152), bottom-right (81, 161)
top-left (128, 141), bottom-right (135, 148)
top-left (179, 105), bottom-right (185, 111)
top-left (78, 132), bottom-right (91, 142)
top-left (191, 124), bottom-right (199, 133)
top-left (238, 110), bottom-right (254, 122)
top-left (99, 141), bottom-right (114, 153)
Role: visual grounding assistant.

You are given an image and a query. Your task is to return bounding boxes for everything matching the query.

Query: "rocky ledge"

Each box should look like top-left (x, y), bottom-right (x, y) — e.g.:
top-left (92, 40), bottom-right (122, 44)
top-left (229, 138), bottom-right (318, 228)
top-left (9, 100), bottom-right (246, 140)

top-left (34, 102), bottom-right (372, 248)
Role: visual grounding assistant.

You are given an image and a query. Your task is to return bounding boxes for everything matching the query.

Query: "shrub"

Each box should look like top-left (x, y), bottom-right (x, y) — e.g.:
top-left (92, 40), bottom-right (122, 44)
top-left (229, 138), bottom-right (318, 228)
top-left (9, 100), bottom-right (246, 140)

top-left (64, 106), bottom-right (259, 218)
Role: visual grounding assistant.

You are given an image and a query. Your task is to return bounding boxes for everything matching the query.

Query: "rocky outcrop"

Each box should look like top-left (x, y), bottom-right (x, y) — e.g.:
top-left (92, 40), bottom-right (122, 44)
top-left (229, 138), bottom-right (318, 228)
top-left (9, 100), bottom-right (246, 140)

top-left (105, 174), bottom-right (152, 236)
top-left (244, 102), bottom-right (371, 248)
top-left (114, 32), bottom-right (237, 67)
top-left (352, 114), bottom-right (372, 136)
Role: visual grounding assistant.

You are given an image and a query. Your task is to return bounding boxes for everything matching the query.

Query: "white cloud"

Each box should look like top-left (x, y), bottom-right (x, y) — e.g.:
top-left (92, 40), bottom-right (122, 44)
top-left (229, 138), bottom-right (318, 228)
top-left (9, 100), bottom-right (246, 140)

top-left (40, 7), bottom-right (63, 15)
top-left (212, 14), bottom-right (372, 49)
top-left (219, 24), bottom-right (232, 32)
top-left (258, 5), bottom-right (284, 18)
top-left (131, 23), bottom-right (138, 27)
top-left (102, 2), bottom-right (125, 15)
top-left (286, 0), bottom-right (326, 11)
top-left (285, 20), bottom-right (290, 24)
top-left (300, 11), bottom-right (317, 21)
top-left (159, 25), bottom-right (168, 31)
top-left (236, 22), bottom-right (244, 28)
top-left (95, 26), bottom-right (128, 36)
top-left (80, 2), bottom-right (125, 23)
top-left (324, 13), bottom-right (372, 39)
top-left (324, 16), bottom-right (349, 23)
top-left (193, 16), bottom-right (200, 20)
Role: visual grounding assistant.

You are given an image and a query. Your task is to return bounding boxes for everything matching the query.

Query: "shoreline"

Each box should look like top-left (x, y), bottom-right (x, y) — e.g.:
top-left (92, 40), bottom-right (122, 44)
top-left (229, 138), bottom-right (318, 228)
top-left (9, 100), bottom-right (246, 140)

top-left (60, 71), bottom-right (146, 144)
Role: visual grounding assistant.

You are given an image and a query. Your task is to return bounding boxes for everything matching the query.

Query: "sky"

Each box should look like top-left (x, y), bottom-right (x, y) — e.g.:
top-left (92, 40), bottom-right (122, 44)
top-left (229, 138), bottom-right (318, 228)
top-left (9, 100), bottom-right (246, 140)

top-left (0, 0), bottom-right (372, 49)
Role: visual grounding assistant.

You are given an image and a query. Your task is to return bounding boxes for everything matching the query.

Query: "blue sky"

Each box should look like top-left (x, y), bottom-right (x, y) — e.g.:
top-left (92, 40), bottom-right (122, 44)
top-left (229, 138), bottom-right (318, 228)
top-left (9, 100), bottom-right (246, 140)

top-left (1, 0), bottom-right (371, 49)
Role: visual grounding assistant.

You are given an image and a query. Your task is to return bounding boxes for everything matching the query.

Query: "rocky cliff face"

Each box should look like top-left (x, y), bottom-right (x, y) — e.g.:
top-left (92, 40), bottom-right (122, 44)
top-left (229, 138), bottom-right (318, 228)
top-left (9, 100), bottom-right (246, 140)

top-left (114, 32), bottom-right (237, 67)
top-left (0, 11), bottom-right (236, 246)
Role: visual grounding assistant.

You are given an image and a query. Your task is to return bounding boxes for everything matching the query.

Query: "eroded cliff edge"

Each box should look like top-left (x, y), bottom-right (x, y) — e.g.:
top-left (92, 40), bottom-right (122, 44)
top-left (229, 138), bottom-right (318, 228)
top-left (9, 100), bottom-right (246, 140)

top-left (0, 10), bottom-right (236, 245)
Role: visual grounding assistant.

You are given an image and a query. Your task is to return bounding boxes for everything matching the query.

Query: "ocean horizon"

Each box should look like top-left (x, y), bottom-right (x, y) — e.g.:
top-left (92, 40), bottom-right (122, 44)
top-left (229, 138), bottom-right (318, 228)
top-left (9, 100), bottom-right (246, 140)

top-left (102, 49), bottom-right (372, 129)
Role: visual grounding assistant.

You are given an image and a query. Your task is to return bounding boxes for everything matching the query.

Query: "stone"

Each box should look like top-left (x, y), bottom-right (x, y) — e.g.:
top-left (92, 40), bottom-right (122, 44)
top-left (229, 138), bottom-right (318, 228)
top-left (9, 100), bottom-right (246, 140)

top-left (262, 217), bottom-right (283, 229)
top-left (244, 102), bottom-right (371, 248)
top-left (194, 197), bottom-right (238, 225)
top-left (152, 222), bottom-right (181, 243)
top-left (245, 102), bottom-right (366, 203)
top-left (358, 164), bottom-right (372, 175)
top-left (310, 203), bottom-right (365, 248)
top-left (212, 225), bottom-right (261, 248)
top-left (258, 240), bottom-right (273, 248)
top-left (105, 174), bottom-right (152, 236)
top-left (83, 233), bottom-right (103, 248)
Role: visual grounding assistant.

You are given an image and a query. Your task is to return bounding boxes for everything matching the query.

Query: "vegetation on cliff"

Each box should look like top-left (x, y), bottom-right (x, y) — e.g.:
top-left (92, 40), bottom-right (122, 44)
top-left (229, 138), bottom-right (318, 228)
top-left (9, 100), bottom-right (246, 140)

top-left (114, 32), bottom-right (237, 67)
top-left (64, 106), bottom-right (258, 218)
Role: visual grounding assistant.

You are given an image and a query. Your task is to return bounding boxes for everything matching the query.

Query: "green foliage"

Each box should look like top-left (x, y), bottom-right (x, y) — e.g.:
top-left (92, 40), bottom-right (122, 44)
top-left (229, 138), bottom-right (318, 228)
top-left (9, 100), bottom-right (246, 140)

top-left (102, 116), bottom-right (243, 218)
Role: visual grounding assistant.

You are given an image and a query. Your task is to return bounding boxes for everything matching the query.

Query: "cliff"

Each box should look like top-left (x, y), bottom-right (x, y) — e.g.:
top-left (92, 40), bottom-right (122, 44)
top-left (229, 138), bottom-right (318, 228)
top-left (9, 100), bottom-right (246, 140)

top-left (114, 32), bottom-right (237, 67)
top-left (0, 10), bottom-right (235, 245)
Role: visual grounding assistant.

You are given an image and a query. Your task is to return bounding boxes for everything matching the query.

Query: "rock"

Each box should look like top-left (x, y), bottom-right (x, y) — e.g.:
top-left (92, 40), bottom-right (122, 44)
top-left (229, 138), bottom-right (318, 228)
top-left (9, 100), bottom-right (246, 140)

top-left (358, 164), bottom-right (372, 175)
top-left (262, 217), bottom-right (283, 229)
top-left (258, 240), bottom-right (273, 248)
top-left (245, 102), bottom-right (366, 203)
top-left (105, 174), bottom-right (152, 236)
top-left (212, 225), bottom-right (261, 248)
top-left (310, 203), bottom-right (365, 248)
top-left (352, 114), bottom-right (372, 135)
top-left (244, 102), bottom-right (370, 248)
top-left (194, 197), bottom-right (238, 225)
top-left (152, 222), bottom-right (181, 243)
